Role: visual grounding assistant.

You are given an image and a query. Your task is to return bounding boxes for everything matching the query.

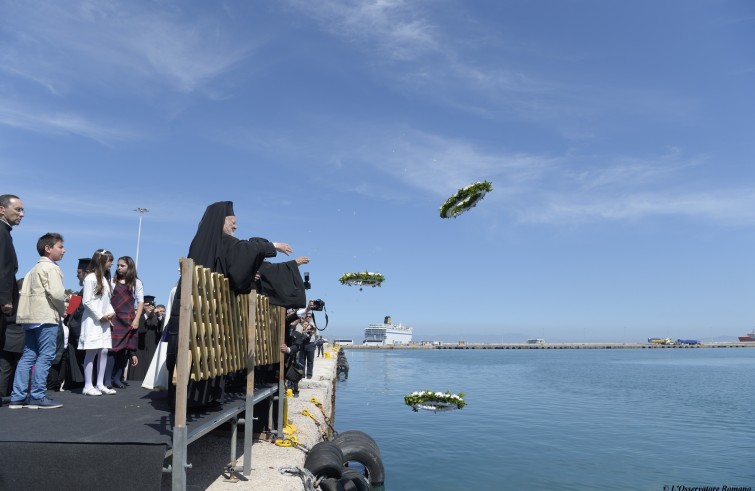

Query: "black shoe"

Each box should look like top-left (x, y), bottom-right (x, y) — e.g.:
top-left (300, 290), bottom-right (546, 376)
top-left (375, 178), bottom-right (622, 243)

top-left (112, 383), bottom-right (126, 389)
top-left (293, 392), bottom-right (299, 398)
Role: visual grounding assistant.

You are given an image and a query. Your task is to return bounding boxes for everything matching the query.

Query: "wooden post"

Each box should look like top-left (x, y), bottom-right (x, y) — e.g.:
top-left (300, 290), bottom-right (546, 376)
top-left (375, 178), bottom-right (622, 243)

top-left (242, 293), bottom-right (257, 475)
top-left (173, 257), bottom-right (194, 490)
top-left (276, 308), bottom-right (286, 437)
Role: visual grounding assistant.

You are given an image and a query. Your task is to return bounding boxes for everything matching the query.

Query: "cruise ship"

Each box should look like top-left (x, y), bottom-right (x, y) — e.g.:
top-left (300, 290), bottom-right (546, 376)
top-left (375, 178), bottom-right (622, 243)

top-left (363, 316), bottom-right (413, 345)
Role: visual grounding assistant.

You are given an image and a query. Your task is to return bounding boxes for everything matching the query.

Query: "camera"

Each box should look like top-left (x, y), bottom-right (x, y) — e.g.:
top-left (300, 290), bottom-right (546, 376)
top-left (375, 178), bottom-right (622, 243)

top-left (303, 272), bottom-right (311, 290)
top-left (311, 299), bottom-right (325, 311)
top-left (292, 330), bottom-right (308, 346)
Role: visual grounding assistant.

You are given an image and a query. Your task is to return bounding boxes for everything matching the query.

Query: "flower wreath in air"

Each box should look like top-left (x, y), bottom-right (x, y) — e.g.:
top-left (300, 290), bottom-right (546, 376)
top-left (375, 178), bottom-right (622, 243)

top-left (339, 271), bottom-right (385, 288)
top-left (404, 390), bottom-right (466, 412)
top-left (439, 181), bottom-right (493, 218)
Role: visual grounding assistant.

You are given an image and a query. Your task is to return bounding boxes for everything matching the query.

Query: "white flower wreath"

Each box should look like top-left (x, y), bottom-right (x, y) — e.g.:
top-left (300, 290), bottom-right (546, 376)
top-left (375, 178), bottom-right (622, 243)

top-left (404, 390), bottom-right (466, 412)
top-left (439, 181), bottom-right (493, 218)
top-left (339, 271), bottom-right (385, 288)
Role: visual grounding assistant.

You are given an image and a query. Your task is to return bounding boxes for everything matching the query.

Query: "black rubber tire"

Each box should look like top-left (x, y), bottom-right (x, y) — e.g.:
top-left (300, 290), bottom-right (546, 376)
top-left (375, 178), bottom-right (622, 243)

top-left (304, 441), bottom-right (344, 479)
top-left (332, 430), bottom-right (380, 455)
top-left (319, 477), bottom-right (346, 491)
top-left (340, 478), bottom-right (358, 491)
top-left (318, 477), bottom-right (346, 491)
top-left (331, 434), bottom-right (384, 486)
top-left (340, 469), bottom-right (372, 491)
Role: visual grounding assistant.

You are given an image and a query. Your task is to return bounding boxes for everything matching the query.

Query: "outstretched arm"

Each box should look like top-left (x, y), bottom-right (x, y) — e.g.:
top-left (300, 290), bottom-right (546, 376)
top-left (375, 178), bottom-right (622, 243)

top-left (273, 242), bottom-right (293, 256)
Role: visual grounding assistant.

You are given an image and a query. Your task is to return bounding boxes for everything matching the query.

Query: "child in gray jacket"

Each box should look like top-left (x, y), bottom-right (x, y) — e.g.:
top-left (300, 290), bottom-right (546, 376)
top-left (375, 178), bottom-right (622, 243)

top-left (9, 233), bottom-right (66, 409)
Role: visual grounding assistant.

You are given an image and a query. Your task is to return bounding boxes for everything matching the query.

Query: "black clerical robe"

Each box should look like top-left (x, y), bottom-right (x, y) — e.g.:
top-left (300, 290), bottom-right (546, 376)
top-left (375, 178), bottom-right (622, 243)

top-left (0, 221), bottom-right (19, 348)
top-left (0, 221), bottom-right (19, 313)
top-left (167, 233), bottom-right (277, 408)
top-left (128, 313), bottom-right (162, 381)
top-left (62, 289), bottom-right (86, 387)
top-left (221, 235), bottom-right (277, 294)
top-left (256, 260), bottom-right (306, 309)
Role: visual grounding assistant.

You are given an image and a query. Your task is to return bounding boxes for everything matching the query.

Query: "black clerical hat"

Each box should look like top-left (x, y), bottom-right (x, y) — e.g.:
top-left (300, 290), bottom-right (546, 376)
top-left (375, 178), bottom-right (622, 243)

top-left (225, 201), bottom-right (235, 216)
top-left (77, 258), bottom-right (91, 270)
top-left (144, 295), bottom-right (156, 304)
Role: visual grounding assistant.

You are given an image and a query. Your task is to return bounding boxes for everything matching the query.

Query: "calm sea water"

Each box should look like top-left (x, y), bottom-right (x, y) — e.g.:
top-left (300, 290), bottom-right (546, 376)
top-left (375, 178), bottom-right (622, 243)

top-left (332, 348), bottom-right (755, 491)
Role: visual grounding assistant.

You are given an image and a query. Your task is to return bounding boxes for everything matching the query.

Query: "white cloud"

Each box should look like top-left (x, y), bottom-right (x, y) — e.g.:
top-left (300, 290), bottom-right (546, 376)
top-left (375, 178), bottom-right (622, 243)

top-left (286, 0), bottom-right (699, 137)
top-left (0, 0), bottom-right (257, 95)
top-left (368, 127), bottom-right (556, 196)
top-left (572, 148), bottom-right (704, 190)
top-left (520, 190), bottom-right (755, 226)
top-left (286, 0), bottom-right (566, 123)
top-left (0, 100), bottom-right (136, 144)
top-left (287, 0), bottom-right (439, 61)
top-left (0, 1), bottom-right (262, 141)
top-left (300, 122), bottom-right (755, 226)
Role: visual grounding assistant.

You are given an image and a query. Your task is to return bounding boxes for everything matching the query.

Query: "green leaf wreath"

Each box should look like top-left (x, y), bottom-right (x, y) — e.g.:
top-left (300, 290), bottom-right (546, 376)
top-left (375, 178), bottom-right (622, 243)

top-left (439, 181), bottom-right (493, 218)
top-left (404, 390), bottom-right (466, 412)
top-left (339, 271), bottom-right (385, 287)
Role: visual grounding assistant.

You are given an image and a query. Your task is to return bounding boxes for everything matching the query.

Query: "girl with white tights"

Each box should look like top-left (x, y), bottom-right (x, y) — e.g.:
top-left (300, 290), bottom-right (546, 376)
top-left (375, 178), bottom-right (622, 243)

top-left (78, 249), bottom-right (117, 396)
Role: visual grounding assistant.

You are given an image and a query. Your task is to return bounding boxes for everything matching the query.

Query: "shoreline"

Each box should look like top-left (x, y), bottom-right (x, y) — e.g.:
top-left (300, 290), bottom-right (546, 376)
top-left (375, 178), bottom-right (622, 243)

top-left (164, 340), bottom-right (751, 488)
top-left (344, 341), bottom-right (755, 349)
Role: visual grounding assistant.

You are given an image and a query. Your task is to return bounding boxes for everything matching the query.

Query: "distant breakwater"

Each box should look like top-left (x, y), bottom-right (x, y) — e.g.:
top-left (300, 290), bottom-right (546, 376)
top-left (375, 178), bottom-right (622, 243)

top-left (344, 342), bottom-right (755, 350)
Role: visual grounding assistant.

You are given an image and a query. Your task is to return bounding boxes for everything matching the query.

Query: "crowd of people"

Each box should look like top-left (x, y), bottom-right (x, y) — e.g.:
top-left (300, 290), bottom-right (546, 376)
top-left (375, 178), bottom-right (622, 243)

top-left (0, 196), bottom-right (170, 409)
top-left (1, 195), bottom-right (320, 411)
top-left (0, 195), bottom-right (172, 408)
top-left (280, 301), bottom-right (328, 397)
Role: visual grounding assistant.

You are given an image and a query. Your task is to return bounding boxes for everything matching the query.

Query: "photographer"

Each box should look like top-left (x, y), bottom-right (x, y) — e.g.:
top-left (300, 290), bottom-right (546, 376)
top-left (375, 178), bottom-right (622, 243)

top-left (299, 311), bottom-right (318, 379)
top-left (280, 312), bottom-right (310, 397)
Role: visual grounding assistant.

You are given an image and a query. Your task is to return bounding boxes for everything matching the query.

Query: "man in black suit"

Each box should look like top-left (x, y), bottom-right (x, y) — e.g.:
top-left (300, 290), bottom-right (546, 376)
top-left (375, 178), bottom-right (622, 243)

top-left (60, 258), bottom-right (90, 389)
top-left (0, 195), bottom-right (24, 404)
top-left (154, 303), bottom-right (166, 331)
top-left (0, 280), bottom-right (24, 399)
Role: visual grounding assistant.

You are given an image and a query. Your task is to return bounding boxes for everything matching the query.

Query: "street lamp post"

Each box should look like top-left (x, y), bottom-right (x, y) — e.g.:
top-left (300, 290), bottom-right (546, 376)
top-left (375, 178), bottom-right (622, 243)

top-left (134, 207), bottom-right (149, 270)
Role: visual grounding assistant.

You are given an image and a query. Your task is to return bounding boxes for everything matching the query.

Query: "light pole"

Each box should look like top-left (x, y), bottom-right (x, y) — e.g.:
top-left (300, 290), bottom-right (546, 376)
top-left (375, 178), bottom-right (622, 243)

top-left (134, 207), bottom-right (149, 270)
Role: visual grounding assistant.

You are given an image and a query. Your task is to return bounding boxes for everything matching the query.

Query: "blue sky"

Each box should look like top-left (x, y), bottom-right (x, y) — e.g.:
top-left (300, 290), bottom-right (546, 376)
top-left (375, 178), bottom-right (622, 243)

top-left (2, 1), bottom-right (754, 343)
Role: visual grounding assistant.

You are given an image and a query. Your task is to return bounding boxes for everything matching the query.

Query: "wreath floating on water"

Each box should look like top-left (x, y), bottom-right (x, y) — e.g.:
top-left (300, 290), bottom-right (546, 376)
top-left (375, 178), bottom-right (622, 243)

top-left (339, 271), bottom-right (385, 288)
top-left (404, 390), bottom-right (466, 413)
top-left (439, 181), bottom-right (493, 218)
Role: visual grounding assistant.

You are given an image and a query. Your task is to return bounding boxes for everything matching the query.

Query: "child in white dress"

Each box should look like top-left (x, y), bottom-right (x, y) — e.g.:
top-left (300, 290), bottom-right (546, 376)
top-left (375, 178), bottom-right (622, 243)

top-left (78, 249), bottom-right (116, 396)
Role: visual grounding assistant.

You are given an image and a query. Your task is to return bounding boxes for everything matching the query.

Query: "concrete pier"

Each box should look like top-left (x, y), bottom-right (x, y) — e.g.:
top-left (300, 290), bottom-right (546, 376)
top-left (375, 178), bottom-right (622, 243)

top-left (161, 352), bottom-right (338, 490)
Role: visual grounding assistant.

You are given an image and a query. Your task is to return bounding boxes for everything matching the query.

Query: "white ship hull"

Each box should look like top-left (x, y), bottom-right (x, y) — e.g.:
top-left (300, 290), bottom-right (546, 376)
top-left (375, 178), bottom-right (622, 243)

top-left (363, 323), bottom-right (413, 345)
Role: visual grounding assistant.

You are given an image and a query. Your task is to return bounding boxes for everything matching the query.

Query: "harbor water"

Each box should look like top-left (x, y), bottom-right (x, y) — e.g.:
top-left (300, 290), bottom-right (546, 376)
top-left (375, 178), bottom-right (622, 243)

top-left (333, 348), bottom-right (755, 491)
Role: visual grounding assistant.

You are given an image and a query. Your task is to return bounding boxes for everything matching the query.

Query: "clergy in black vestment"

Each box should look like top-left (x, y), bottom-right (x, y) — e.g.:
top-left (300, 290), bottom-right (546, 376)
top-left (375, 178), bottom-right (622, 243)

top-left (0, 195), bottom-right (22, 390)
top-left (165, 201), bottom-right (293, 408)
top-left (0, 307), bottom-right (23, 397)
top-left (127, 295), bottom-right (161, 382)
